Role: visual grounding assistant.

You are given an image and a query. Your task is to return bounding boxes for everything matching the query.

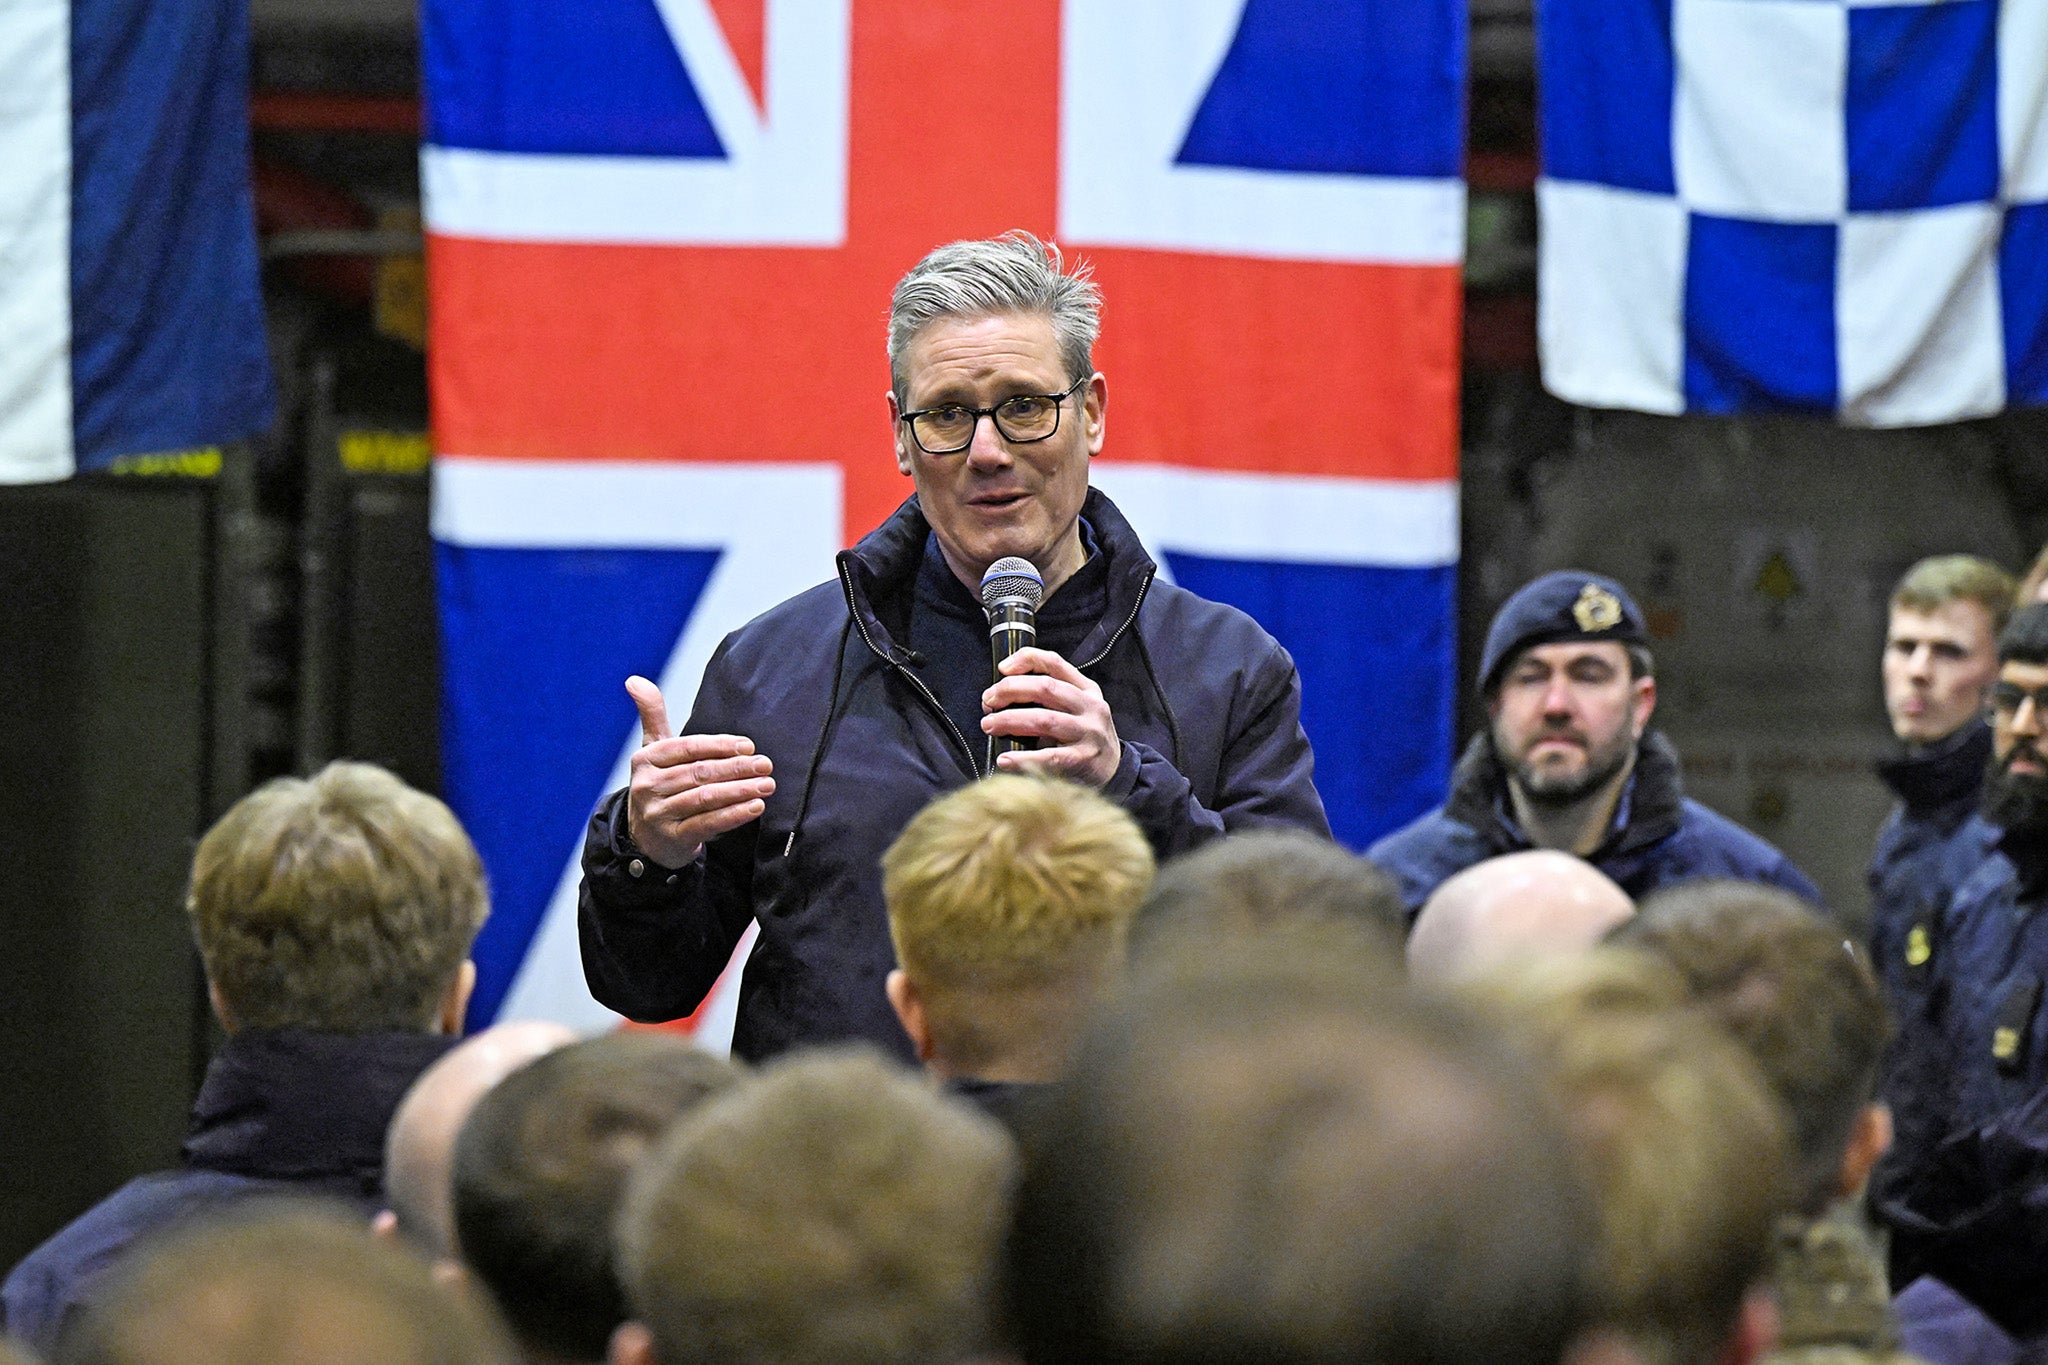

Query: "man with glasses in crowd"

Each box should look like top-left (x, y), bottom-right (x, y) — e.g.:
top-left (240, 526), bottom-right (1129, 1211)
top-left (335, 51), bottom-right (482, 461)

top-left (578, 231), bottom-right (1328, 1062)
top-left (1874, 602), bottom-right (2048, 1348)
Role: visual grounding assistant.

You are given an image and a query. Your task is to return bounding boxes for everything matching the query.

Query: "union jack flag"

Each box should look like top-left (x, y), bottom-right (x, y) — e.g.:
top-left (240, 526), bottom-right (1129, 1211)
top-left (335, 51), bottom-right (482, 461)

top-left (423, 0), bottom-right (1465, 1036)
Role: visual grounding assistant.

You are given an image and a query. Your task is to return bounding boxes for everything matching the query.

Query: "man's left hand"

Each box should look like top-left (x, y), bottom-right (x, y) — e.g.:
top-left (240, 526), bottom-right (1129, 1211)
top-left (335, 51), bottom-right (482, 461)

top-left (982, 647), bottom-right (1121, 788)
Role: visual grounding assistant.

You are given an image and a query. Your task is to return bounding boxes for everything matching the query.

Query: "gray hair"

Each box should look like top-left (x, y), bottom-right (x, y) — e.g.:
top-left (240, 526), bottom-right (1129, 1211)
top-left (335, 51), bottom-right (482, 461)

top-left (888, 230), bottom-right (1101, 401)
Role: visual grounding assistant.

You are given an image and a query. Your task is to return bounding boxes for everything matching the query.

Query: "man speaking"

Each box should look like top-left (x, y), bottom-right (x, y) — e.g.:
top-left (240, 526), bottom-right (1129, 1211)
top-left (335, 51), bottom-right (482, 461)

top-left (578, 232), bottom-right (1329, 1061)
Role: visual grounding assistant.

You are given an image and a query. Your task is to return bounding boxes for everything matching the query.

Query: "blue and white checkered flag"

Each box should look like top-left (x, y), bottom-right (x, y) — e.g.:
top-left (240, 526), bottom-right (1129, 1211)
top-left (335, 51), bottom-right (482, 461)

top-left (1537, 0), bottom-right (2048, 426)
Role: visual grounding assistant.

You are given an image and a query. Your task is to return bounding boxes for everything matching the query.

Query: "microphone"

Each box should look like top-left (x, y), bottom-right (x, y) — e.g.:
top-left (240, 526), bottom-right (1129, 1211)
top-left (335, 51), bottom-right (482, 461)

top-left (981, 558), bottom-right (1044, 758)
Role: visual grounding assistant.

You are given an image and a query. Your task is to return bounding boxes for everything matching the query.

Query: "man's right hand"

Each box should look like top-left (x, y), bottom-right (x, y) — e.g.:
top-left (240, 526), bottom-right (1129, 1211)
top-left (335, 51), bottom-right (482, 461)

top-left (623, 675), bottom-right (774, 869)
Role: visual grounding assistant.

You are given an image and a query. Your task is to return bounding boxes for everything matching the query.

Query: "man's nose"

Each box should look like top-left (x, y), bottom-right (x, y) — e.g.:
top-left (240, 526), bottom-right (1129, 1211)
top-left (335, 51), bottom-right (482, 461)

top-left (1541, 675), bottom-right (1574, 714)
top-left (964, 412), bottom-right (1013, 468)
top-left (1907, 644), bottom-right (1934, 677)
top-left (2016, 695), bottom-right (2045, 736)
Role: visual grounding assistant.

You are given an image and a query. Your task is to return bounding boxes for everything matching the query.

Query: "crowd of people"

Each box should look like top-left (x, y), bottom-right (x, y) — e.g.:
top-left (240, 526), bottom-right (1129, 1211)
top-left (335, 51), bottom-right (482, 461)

top-left (6, 231), bottom-right (2048, 1363)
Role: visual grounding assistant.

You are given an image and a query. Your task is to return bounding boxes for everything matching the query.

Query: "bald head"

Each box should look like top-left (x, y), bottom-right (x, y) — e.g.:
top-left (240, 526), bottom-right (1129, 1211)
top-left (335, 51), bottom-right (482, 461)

top-left (383, 1020), bottom-right (578, 1258)
top-left (1407, 851), bottom-right (1633, 985)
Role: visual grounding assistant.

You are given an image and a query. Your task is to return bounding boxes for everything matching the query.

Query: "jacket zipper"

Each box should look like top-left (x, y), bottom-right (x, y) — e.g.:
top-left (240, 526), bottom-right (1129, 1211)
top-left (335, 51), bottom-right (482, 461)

top-left (1079, 565), bottom-right (1154, 669)
top-left (837, 564), bottom-right (983, 779)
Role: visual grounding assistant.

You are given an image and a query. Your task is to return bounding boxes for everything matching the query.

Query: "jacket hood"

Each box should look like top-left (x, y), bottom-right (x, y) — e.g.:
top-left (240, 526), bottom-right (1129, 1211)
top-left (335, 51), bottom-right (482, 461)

top-left (1444, 728), bottom-right (1687, 859)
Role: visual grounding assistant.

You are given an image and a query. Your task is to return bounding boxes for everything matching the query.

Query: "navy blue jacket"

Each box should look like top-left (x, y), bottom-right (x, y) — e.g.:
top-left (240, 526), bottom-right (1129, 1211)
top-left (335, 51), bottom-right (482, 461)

top-left (1864, 721), bottom-right (1997, 1279)
top-left (1873, 830), bottom-right (2048, 1339)
top-left (2, 1029), bottom-right (453, 1354)
top-left (1367, 730), bottom-right (1821, 921)
top-left (578, 489), bottom-right (1330, 1062)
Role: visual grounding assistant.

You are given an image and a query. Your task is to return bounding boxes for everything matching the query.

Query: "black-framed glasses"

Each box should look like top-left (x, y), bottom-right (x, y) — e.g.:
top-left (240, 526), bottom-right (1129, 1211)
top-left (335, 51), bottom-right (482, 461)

top-left (899, 376), bottom-right (1088, 454)
top-left (1990, 681), bottom-right (2048, 721)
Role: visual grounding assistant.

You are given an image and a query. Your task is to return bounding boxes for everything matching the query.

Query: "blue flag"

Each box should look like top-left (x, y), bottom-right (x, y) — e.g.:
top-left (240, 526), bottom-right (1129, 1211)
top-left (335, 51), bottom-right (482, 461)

top-left (0, 0), bottom-right (274, 482)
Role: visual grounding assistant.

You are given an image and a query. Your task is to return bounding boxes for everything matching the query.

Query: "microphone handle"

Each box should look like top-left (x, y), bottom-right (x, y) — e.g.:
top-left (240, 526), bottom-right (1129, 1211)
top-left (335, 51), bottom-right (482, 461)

top-left (988, 603), bottom-right (1037, 756)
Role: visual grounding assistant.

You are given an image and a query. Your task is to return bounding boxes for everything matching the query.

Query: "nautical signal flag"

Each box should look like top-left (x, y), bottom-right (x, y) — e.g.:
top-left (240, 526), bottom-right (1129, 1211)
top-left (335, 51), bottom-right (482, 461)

top-left (1538, 0), bottom-right (2048, 424)
top-left (0, 0), bottom-right (274, 483)
top-left (424, 0), bottom-right (1466, 1034)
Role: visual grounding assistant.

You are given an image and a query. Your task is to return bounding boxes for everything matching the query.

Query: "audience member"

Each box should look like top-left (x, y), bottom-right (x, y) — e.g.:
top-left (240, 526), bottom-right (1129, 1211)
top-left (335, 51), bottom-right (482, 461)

top-left (452, 1033), bottom-right (741, 1364)
top-left (1869, 558), bottom-right (2010, 1219)
top-left (1612, 881), bottom-right (1917, 1365)
top-left (1875, 602), bottom-right (2048, 1342)
top-left (1406, 849), bottom-right (1634, 984)
top-left (3, 762), bottom-right (490, 1353)
top-left (1370, 569), bottom-right (1819, 918)
top-left (379, 1021), bottom-right (578, 1261)
top-left (52, 1203), bottom-right (517, 1365)
top-left (881, 774), bottom-right (1153, 1126)
top-left (1129, 826), bottom-right (1405, 952)
top-left (612, 1048), bottom-right (1012, 1365)
top-left (1004, 937), bottom-right (1599, 1365)
top-left (1464, 949), bottom-right (1795, 1365)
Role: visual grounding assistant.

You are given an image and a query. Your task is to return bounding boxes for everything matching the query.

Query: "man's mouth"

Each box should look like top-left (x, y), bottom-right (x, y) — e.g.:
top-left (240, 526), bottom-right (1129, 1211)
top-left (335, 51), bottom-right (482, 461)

top-left (2008, 747), bottom-right (2047, 776)
top-left (969, 491), bottom-right (1029, 511)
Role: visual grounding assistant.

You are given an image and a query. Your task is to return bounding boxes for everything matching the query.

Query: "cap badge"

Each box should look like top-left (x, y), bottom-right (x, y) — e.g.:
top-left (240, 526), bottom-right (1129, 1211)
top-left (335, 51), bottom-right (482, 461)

top-left (1572, 583), bottom-right (1623, 633)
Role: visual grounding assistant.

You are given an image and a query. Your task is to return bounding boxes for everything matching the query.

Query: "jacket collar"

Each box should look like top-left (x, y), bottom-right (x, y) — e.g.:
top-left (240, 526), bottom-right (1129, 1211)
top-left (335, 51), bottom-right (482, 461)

top-left (181, 1028), bottom-right (456, 1199)
top-left (1445, 729), bottom-right (1687, 858)
top-left (1876, 718), bottom-right (1991, 819)
top-left (835, 487), bottom-right (1155, 664)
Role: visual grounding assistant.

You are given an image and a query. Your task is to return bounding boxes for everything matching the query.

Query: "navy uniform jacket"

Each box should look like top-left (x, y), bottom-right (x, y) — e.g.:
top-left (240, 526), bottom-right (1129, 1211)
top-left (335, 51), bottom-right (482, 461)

top-left (1367, 730), bottom-right (1821, 922)
top-left (578, 489), bottom-right (1330, 1062)
top-left (1874, 831), bottom-right (2048, 1340)
top-left (1864, 721), bottom-right (1997, 1285)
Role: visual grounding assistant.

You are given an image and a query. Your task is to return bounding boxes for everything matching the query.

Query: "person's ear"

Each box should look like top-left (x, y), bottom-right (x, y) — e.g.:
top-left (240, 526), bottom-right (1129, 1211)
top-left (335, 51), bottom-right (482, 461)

top-left (1715, 1286), bottom-right (1779, 1365)
top-left (1082, 373), bottom-right (1107, 456)
top-left (888, 391), bottom-right (913, 476)
top-left (208, 980), bottom-right (239, 1034)
top-left (437, 961), bottom-right (477, 1035)
top-left (1837, 1103), bottom-right (1893, 1199)
top-left (611, 1320), bottom-right (660, 1365)
top-left (886, 970), bottom-right (935, 1065)
top-left (1631, 673), bottom-right (1657, 738)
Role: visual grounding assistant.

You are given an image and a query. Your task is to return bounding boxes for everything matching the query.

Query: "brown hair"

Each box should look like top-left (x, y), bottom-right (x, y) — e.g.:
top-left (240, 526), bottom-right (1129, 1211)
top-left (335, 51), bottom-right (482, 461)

top-left (56, 1202), bottom-right (518, 1365)
top-left (617, 1048), bottom-right (1014, 1365)
top-left (1462, 950), bottom-right (1794, 1365)
top-left (454, 1033), bottom-right (742, 1360)
top-left (187, 761), bottom-right (488, 1033)
top-left (1614, 881), bottom-right (1889, 1214)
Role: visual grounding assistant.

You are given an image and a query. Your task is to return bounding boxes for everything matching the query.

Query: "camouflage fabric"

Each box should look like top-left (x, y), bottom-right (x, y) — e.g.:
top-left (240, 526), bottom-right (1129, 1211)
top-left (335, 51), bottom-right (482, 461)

top-left (1767, 1204), bottom-right (1929, 1365)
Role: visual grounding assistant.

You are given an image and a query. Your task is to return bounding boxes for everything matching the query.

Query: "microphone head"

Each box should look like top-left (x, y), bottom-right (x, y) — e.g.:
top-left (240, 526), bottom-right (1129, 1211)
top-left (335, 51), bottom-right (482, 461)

top-left (981, 557), bottom-right (1044, 613)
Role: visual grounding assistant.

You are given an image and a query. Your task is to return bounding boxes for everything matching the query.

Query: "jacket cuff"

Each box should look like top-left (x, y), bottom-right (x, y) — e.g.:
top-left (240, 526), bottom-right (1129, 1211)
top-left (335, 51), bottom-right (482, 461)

top-left (1101, 740), bottom-right (1141, 799)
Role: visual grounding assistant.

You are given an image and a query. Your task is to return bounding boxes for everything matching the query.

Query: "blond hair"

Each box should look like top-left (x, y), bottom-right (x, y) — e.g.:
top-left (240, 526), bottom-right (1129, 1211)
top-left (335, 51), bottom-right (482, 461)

top-left (891, 770), bottom-right (1146, 954)
top-left (617, 1048), bottom-right (1014, 1365)
top-left (187, 761), bottom-right (488, 1033)
top-left (1463, 950), bottom-right (1793, 1365)
top-left (1892, 554), bottom-right (2017, 634)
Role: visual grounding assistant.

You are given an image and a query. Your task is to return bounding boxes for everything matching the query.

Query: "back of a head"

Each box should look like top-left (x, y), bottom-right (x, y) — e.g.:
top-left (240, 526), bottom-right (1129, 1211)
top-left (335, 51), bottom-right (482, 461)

top-left (56, 1203), bottom-right (517, 1365)
top-left (883, 774), bottom-right (1154, 1075)
top-left (2021, 543), bottom-right (2048, 607)
top-left (1005, 937), bottom-right (1596, 1365)
top-left (1463, 950), bottom-right (1794, 1365)
top-left (1131, 828), bottom-right (1405, 959)
top-left (383, 1020), bottom-right (580, 1260)
top-left (616, 1047), bottom-right (1015, 1365)
top-left (1891, 554), bottom-right (2017, 634)
top-left (1614, 881), bottom-right (1888, 1214)
top-left (188, 761), bottom-right (488, 1033)
top-left (1408, 850), bottom-right (1634, 985)
top-left (453, 1032), bottom-right (742, 1361)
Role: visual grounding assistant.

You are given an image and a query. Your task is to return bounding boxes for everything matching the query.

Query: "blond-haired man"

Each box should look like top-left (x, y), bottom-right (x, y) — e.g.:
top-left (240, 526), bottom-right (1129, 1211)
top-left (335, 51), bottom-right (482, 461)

top-left (4, 762), bottom-right (489, 1353)
top-left (882, 773), bottom-right (1153, 1125)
